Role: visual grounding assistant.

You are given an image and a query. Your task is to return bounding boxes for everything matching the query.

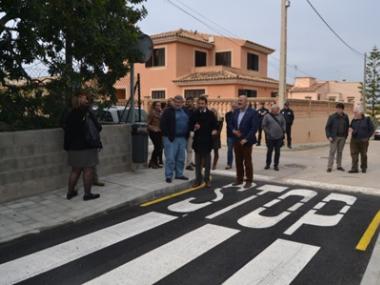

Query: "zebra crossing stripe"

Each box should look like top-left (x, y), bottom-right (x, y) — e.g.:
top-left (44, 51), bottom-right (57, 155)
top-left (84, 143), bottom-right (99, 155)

top-left (223, 239), bottom-right (320, 285)
top-left (84, 224), bottom-right (239, 285)
top-left (0, 212), bottom-right (177, 285)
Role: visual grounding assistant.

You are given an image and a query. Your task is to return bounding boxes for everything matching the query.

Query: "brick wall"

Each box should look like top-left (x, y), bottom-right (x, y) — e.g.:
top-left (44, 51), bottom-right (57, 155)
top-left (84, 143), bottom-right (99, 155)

top-left (0, 125), bottom-right (132, 203)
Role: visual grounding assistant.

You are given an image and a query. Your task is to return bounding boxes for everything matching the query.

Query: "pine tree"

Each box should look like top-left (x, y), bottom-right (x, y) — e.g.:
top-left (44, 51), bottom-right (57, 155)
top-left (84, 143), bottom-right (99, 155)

top-left (362, 47), bottom-right (380, 118)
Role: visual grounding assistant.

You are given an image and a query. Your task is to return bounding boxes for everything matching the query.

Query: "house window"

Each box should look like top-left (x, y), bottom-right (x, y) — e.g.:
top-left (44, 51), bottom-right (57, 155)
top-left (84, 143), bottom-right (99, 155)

top-left (146, 48), bottom-right (165, 67)
top-left (184, 89), bottom-right (205, 99)
top-left (215, 51), bottom-right (231, 67)
top-left (195, 51), bottom-right (207, 67)
top-left (151, 90), bottom-right (166, 99)
top-left (239, 89), bottom-right (257, 98)
top-left (347, 97), bottom-right (355, 103)
top-left (247, 53), bottom-right (259, 71)
top-left (271, 92), bottom-right (278, 98)
top-left (328, 97), bottom-right (336, 102)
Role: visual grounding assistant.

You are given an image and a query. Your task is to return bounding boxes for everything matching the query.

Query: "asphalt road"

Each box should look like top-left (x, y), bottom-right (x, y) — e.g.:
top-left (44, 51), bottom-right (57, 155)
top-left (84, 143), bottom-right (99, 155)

top-left (0, 175), bottom-right (379, 285)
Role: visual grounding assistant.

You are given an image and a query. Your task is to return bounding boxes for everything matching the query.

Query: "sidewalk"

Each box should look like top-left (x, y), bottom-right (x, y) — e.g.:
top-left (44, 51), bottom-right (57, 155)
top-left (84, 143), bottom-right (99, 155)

top-left (0, 168), bottom-right (194, 244)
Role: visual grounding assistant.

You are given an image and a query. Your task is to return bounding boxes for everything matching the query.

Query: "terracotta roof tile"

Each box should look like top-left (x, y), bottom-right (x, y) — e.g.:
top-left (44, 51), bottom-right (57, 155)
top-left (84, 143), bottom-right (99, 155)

top-left (290, 82), bottom-right (326, 92)
top-left (173, 66), bottom-right (279, 85)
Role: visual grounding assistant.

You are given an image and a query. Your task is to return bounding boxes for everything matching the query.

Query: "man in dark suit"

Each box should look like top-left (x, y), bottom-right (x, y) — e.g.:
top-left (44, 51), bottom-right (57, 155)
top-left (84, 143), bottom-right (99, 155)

top-left (232, 95), bottom-right (259, 188)
top-left (280, 102), bottom-right (295, 148)
top-left (190, 96), bottom-right (218, 188)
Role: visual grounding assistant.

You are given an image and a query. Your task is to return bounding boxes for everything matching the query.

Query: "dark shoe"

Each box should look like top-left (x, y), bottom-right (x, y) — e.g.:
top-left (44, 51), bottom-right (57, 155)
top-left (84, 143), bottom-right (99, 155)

top-left (327, 168), bottom-right (332, 173)
top-left (83, 193), bottom-right (100, 201)
top-left (274, 166), bottom-right (279, 171)
top-left (264, 165), bottom-right (270, 170)
top-left (186, 165), bottom-right (194, 171)
top-left (191, 162), bottom-right (196, 167)
top-left (225, 165), bottom-right (232, 170)
top-left (337, 167), bottom-right (345, 171)
top-left (93, 181), bottom-right (105, 187)
top-left (256, 143), bottom-right (261, 146)
top-left (166, 178), bottom-right (172, 183)
top-left (204, 181), bottom-right (211, 188)
top-left (232, 181), bottom-right (243, 186)
top-left (288, 145), bottom-right (292, 149)
top-left (348, 169), bottom-right (359, 174)
top-left (362, 169), bottom-right (367, 173)
top-left (244, 182), bottom-right (252, 188)
top-left (192, 182), bottom-right (202, 188)
top-left (175, 176), bottom-right (189, 180)
top-left (66, 190), bottom-right (78, 200)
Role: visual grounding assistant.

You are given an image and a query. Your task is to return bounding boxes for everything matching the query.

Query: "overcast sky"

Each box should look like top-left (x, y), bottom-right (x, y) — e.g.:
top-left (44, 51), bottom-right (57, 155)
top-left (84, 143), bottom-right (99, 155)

top-left (138, 0), bottom-right (380, 83)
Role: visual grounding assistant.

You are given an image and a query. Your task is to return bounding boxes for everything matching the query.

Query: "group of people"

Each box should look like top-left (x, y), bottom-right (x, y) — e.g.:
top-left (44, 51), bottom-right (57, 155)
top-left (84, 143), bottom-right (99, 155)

top-left (325, 103), bottom-right (375, 173)
top-left (61, 92), bottom-right (375, 201)
top-left (148, 94), bottom-right (295, 188)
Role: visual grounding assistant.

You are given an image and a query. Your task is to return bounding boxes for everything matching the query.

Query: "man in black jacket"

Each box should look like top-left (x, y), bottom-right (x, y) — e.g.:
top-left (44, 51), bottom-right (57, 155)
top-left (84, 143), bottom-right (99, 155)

top-left (280, 102), bottom-right (295, 148)
top-left (257, 102), bottom-right (269, 146)
top-left (325, 103), bottom-right (350, 172)
top-left (190, 96), bottom-right (218, 188)
top-left (160, 95), bottom-right (190, 183)
top-left (225, 101), bottom-right (238, 169)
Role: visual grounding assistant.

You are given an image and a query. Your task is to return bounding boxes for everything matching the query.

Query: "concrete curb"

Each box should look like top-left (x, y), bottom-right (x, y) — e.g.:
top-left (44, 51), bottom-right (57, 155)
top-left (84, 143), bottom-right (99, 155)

top-left (212, 169), bottom-right (380, 196)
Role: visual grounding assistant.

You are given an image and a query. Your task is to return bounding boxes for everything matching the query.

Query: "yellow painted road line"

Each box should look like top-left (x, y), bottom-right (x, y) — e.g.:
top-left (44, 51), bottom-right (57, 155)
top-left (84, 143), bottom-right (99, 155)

top-left (140, 183), bottom-right (205, 207)
top-left (356, 210), bottom-right (380, 252)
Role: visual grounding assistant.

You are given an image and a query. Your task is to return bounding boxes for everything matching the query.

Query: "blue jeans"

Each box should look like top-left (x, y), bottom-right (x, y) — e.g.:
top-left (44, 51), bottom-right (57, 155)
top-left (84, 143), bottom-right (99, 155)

top-left (163, 136), bottom-right (187, 179)
top-left (227, 137), bottom-right (234, 166)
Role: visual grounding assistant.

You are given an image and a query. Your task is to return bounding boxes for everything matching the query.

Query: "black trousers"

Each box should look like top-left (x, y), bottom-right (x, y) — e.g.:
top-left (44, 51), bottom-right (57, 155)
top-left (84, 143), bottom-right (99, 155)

top-left (195, 152), bottom-right (211, 183)
top-left (266, 139), bottom-right (282, 167)
top-left (286, 124), bottom-right (292, 147)
top-left (149, 131), bottom-right (163, 164)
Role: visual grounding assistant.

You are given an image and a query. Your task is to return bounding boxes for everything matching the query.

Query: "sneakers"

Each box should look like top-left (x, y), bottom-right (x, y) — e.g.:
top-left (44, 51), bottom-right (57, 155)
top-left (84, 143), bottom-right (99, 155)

top-left (83, 193), bottom-right (100, 201)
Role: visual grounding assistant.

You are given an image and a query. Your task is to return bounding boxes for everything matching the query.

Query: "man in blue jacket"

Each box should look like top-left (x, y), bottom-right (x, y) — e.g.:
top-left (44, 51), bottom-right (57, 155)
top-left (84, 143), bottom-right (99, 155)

top-left (232, 95), bottom-right (259, 188)
top-left (160, 95), bottom-right (189, 183)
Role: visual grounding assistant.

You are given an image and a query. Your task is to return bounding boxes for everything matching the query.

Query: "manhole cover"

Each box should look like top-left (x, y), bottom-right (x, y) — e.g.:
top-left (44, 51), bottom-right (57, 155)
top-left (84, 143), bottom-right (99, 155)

top-left (283, 164), bottom-right (307, 169)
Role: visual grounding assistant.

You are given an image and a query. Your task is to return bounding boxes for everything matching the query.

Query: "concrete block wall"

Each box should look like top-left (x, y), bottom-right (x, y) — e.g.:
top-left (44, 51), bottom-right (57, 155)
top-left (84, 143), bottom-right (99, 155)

top-left (0, 125), bottom-right (132, 203)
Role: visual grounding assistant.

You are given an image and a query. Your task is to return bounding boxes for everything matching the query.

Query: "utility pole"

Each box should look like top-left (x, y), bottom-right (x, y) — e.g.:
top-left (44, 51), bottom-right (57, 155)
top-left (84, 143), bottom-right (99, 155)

top-left (278, 0), bottom-right (290, 108)
top-left (362, 52), bottom-right (367, 113)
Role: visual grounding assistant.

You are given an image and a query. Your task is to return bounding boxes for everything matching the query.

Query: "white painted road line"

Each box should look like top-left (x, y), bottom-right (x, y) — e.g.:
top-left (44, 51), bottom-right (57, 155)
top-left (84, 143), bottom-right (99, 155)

top-left (206, 195), bottom-right (258, 220)
top-left (223, 239), bottom-right (320, 285)
top-left (85, 224), bottom-right (239, 285)
top-left (0, 212), bottom-right (177, 285)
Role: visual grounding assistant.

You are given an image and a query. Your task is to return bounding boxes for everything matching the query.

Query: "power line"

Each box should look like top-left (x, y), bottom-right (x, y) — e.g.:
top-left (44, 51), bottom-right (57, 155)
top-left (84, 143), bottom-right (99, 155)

top-left (305, 0), bottom-right (363, 56)
top-left (166, 0), bottom-right (312, 78)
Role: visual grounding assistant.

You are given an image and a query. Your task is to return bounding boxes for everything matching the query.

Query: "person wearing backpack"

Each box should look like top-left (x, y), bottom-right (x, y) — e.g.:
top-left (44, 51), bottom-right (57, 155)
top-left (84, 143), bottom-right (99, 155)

top-left (64, 93), bottom-right (102, 201)
top-left (348, 106), bottom-right (375, 173)
top-left (262, 104), bottom-right (286, 171)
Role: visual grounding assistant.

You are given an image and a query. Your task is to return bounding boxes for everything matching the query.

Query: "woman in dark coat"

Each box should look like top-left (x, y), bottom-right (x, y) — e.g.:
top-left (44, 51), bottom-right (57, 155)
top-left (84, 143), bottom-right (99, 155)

top-left (211, 108), bottom-right (224, 170)
top-left (147, 101), bottom-right (163, 168)
top-left (64, 94), bottom-right (102, 201)
top-left (190, 96), bottom-right (218, 188)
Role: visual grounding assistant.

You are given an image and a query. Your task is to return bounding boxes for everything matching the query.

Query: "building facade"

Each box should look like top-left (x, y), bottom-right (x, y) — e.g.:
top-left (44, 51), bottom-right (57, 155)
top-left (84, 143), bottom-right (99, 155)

top-left (114, 29), bottom-right (279, 100)
top-left (288, 77), bottom-right (362, 106)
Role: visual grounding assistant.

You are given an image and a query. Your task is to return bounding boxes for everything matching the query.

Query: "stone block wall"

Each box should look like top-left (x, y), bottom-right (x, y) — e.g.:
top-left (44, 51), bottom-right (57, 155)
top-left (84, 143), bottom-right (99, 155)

top-left (0, 124), bottom-right (132, 203)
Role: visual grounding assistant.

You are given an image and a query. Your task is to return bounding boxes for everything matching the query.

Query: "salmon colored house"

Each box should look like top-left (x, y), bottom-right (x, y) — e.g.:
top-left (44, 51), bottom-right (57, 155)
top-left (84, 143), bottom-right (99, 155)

top-left (114, 29), bottom-right (279, 100)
